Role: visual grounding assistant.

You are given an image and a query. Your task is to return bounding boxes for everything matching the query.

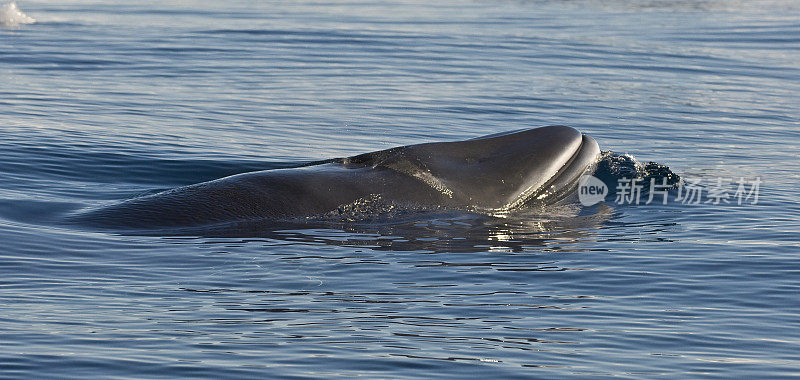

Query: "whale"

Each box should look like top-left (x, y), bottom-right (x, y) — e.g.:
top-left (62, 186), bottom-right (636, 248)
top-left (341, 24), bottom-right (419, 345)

top-left (69, 125), bottom-right (601, 230)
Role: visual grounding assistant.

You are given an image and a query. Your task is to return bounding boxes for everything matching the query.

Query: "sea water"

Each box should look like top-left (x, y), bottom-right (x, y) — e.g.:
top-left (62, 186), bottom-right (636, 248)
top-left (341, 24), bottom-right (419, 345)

top-left (1, 0), bottom-right (799, 378)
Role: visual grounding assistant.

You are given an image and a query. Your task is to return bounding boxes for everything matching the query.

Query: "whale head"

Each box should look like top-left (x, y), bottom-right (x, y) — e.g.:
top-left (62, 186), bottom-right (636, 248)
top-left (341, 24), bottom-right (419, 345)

top-left (342, 125), bottom-right (601, 211)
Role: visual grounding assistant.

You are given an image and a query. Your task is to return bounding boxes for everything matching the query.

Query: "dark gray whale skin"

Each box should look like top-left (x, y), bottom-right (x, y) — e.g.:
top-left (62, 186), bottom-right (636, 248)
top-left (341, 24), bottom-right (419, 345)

top-left (69, 125), bottom-right (600, 229)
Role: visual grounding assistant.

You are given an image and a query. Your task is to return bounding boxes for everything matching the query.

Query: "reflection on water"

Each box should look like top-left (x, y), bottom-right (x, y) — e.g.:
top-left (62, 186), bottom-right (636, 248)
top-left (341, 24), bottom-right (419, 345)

top-left (158, 203), bottom-right (615, 254)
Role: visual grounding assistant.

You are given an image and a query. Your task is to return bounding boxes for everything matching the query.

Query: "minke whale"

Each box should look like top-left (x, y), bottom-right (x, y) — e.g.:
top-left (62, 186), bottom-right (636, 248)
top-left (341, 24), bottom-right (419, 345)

top-left (70, 125), bottom-right (601, 229)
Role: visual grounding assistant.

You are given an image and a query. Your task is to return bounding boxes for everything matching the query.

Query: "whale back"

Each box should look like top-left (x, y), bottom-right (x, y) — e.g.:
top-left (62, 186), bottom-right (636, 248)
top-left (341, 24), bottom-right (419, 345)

top-left (68, 125), bottom-right (602, 230)
top-left (340, 125), bottom-right (599, 210)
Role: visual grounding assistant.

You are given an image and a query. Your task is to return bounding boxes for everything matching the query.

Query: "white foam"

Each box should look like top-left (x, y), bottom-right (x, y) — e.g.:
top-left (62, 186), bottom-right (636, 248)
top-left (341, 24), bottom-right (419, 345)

top-left (1, 2), bottom-right (35, 28)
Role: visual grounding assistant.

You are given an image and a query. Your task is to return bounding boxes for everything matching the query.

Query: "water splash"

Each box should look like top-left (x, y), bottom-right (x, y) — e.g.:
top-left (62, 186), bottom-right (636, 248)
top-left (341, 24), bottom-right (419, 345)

top-left (593, 151), bottom-right (681, 197)
top-left (1, 2), bottom-right (35, 28)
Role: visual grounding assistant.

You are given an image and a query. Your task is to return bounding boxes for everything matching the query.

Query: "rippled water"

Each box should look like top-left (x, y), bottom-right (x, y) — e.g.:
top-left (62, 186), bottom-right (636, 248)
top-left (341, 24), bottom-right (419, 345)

top-left (2, 0), bottom-right (799, 378)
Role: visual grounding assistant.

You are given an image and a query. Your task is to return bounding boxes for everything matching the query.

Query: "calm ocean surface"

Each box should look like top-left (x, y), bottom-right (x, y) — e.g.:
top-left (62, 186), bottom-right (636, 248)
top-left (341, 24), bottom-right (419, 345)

top-left (1, 0), bottom-right (799, 378)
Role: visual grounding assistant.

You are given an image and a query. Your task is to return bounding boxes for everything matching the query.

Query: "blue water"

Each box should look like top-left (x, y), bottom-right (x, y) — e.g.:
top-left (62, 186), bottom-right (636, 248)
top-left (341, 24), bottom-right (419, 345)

top-left (2, 0), bottom-right (799, 378)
